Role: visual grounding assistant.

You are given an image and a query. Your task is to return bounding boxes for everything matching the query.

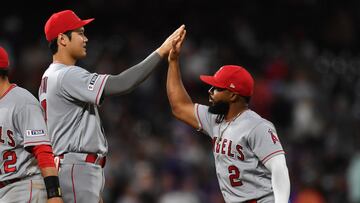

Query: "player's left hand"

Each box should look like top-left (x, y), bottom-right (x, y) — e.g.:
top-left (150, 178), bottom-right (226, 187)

top-left (157, 24), bottom-right (186, 57)
top-left (47, 197), bottom-right (64, 203)
top-left (168, 29), bottom-right (186, 62)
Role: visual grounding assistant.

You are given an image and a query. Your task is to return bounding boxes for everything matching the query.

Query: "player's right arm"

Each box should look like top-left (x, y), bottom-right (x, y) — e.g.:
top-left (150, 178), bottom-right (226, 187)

top-left (15, 94), bottom-right (63, 202)
top-left (31, 145), bottom-right (63, 203)
top-left (166, 29), bottom-right (198, 128)
top-left (264, 154), bottom-right (290, 203)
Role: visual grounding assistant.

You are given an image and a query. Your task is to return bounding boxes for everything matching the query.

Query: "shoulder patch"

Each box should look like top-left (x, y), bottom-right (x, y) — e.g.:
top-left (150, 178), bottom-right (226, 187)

top-left (268, 129), bottom-right (279, 144)
top-left (26, 129), bottom-right (46, 137)
top-left (88, 74), bottom-right (99, 91)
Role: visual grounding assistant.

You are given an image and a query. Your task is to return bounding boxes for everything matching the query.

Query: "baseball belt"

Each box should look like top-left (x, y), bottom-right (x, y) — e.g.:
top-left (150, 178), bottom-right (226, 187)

top-left (56, 152), bottom-right (106, 168)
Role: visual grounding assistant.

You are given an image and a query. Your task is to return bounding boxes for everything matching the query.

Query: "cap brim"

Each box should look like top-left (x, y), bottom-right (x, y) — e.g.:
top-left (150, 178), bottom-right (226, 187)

top-left (71, 18), bottom-right (95, 31)
top-left (78, 18), bottom-right (95, 28)
top-left (199, 75), bottom-right (226, 88)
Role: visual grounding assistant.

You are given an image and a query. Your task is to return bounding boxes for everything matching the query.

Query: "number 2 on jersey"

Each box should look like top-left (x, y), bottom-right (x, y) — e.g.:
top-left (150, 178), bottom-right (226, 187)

top-left (0, 128), bottom-right (18, 174)
top-left (228, 165), bottom-right (243, 187)
top-left (3, 151), bottom-right (17, 173)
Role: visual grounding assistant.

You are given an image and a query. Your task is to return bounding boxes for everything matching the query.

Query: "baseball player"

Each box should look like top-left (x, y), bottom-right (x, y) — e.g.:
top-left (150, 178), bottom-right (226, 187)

top-left (0, 47), bottom-right (63, 203)
top-left (166, 32), bottom-right (290, 202)
top-left (39, 10), bottom-right (185, 203)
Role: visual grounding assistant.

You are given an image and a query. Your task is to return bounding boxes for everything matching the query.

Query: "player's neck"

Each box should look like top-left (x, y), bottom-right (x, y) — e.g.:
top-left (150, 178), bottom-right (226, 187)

top-left (0, 78), bottom-right (12, 98)
top-left (225, 104), bottom-right (248, 122)
top-left (53, 52), bottom-right (76, 66)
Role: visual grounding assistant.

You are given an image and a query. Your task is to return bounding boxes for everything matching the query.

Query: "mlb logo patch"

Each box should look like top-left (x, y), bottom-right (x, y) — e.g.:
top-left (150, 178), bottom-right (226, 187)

top-left (26, 129), bottom-right (46, 137)
top-left (88, 74), bottom-right (99, 91)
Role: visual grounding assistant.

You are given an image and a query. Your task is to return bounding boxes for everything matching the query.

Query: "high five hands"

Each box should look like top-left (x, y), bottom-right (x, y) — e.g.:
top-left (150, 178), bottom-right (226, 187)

top-left (168, 26), bottom-right (186, 62)
top-left (157, 25), bottom-right (186, 58)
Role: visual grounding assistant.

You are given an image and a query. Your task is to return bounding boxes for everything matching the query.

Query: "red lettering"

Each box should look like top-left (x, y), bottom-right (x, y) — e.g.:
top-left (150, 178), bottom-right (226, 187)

top-left (236, 145), bottom-right (245, 161)
top-left (215, 138), bottom-right (221, 153)
top-left (221, 139), bottom-right (227, 154)
top-left (227, 140), bottom-right (235, 157)
top-left (40, 77), bottom-right (48, 94)
top-left (41, 99), bottom-right (47, 122)
top-left (6, 130), bottom-right (15, 147)
top-left (228, 165), bottom-right (243, 187)
top-left (3, 151), bottom-right (17, 173)
top-left (212, 137), bottom-right (217, 151)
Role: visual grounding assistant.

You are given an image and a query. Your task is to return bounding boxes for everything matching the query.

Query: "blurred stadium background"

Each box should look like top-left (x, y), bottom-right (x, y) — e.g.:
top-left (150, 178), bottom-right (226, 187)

top-left (1, 0), bottom-right (360, 202)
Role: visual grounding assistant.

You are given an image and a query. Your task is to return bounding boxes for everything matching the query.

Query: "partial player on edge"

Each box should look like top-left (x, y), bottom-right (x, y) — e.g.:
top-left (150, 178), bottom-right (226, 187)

top-left (0, 47), bottom-right (63, 203)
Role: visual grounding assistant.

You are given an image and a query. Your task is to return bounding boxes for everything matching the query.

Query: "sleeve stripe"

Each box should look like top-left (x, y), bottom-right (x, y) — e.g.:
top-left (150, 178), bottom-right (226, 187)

top-left (95, 75), bottom-right (109, 105)
top-left (195, 104), bottom-right (203, 130)
top-left (24, 140), bottom-right (51, 145)
top-left (261, 150), bottom-right (285, 164)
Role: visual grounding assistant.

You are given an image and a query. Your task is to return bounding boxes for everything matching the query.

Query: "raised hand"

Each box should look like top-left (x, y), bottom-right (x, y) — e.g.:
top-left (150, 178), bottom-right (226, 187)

top-left (168, 29), bottom-right (186, 62)
top-left (156, 25), bottom-right (186, 58)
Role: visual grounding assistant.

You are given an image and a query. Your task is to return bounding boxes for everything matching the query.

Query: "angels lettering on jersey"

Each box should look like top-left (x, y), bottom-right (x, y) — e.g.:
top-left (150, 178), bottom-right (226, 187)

top-left (0, 126), bottom-right (15, 147)
top-left (210, 128), bottom-right (281, 161)
top-left (211, 137), bottom-right (245, 161)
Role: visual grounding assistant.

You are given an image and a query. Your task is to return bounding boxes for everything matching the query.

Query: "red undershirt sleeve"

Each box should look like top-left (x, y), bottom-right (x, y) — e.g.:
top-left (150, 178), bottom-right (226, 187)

top-left (32, 145), bottom-right (56, 168)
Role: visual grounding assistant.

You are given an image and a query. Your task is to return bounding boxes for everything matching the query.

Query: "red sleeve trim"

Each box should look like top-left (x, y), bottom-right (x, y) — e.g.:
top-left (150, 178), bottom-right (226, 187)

top-left (95, 75), bottom-right (109, 105)
top-left (261, 150), bottom-right (285, 164)
top-left (0, 84), bottom-right (17, 100)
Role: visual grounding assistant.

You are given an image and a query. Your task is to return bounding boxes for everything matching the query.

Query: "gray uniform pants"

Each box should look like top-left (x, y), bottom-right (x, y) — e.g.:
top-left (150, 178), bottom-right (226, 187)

top-left (0, 176), bottom-right (47, 203)
top-left (57, 153), bottom-right (105, 203)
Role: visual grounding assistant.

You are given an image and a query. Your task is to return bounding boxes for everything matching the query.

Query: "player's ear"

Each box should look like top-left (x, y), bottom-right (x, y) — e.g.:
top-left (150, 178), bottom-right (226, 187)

top-left (58, 34), bottom-right (67, 46)
top-left (229, 93), bottom-right (238, 102)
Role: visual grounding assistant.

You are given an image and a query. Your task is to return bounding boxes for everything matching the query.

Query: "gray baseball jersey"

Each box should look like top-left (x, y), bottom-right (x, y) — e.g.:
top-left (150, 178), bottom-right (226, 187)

top-left (0, 84), bottom-right (51, 181)
top-left (195, 104), bottom-right (285, 203)
top-left (38, 63), bottom-right (109, 156)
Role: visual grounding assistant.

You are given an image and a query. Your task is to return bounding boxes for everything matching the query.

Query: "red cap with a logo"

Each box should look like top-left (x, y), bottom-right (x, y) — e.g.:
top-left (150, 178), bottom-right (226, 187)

top-left (0, 47), bottom-right (9, 69)
top-left (44, 10), bottom-right (94, 41)
top-left (200, 65), bottom-right (254, 96)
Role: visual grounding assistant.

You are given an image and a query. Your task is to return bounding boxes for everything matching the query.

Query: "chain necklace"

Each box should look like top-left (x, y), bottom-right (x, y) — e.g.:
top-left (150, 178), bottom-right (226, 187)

top-left (217, 110), bottom-right (245, 144)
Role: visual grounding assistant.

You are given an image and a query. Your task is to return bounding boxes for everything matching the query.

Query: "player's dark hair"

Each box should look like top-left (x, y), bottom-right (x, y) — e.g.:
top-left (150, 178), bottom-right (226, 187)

top-left (215, 115), bottom-right (225, 124)
top-left (213, 96), bottom-right (251, 124)
top-left (242, 96), bottom-right (251, 104)
top-left (0, 69), bottom-right (8, 79)
top-left (48, 30), bottom-right (73, 55)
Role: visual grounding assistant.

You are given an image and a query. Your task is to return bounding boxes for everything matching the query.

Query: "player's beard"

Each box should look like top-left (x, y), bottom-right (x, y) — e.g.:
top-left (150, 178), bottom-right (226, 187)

top-left (208, 101), bottom-right (230, 116)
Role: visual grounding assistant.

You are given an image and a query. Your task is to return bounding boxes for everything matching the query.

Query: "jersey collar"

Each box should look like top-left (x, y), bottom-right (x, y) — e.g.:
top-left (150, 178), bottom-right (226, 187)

top-left (0, 84), bottom-right (17, 100)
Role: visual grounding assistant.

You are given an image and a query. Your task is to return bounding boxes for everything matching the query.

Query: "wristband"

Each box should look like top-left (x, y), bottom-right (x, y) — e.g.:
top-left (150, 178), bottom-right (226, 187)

top-left (44, 176), bottom-right (62, 199)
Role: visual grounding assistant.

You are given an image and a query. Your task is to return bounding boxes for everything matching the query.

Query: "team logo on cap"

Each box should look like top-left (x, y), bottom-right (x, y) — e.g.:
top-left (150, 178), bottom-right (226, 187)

top-left (26, 129), bottom-right (46, 137)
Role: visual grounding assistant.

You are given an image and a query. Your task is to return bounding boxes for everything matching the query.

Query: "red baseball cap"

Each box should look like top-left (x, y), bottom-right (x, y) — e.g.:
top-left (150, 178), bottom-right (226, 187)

top-left (44, 10), bottom-right (94, 41)
top-left (200, 65), bottom-right (254, 96)
top-left (0, 47), bottom-right (9, 69)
